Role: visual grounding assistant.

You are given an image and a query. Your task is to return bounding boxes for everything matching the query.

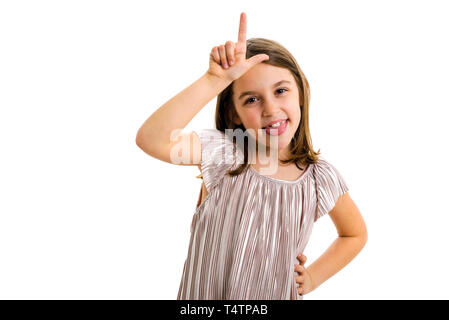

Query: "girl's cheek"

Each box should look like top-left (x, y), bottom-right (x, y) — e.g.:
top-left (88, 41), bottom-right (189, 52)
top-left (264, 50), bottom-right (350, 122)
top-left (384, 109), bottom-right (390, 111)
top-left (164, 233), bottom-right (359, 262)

top-left (246, 113), bottom-right (261, 128)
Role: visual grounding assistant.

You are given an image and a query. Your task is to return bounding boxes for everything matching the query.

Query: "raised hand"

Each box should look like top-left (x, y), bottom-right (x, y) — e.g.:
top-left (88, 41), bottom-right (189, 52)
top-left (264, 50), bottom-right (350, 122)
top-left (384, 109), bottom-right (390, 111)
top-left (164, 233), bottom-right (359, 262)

top-left (207, 12), bottom-right (269, 82)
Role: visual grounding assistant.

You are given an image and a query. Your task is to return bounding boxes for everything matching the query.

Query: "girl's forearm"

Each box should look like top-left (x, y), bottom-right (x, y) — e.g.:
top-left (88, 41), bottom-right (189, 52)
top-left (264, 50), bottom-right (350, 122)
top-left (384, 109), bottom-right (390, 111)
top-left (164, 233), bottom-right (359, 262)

top-left (136, 72), bottom-right (232, 149)
top-left (307, 235), bottom-right (367, 292)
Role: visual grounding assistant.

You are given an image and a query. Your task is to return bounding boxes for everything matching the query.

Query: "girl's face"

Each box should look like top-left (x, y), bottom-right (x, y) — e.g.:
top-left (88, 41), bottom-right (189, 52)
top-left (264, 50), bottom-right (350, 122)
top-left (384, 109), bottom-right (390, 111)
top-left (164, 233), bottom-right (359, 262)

top-left (231, 63), bottom-right (301, 160)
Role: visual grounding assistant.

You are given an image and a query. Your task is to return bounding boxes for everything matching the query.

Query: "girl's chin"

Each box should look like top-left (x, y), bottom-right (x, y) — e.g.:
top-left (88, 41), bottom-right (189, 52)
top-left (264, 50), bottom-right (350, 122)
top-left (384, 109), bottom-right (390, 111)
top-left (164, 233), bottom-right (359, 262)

top-left (256, 137), bottom-right (290, 149)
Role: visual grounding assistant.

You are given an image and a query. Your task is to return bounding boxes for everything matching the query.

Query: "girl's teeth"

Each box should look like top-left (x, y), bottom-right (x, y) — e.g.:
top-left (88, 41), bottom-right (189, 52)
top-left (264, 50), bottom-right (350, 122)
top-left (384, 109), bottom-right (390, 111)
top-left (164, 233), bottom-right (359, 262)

top-left (268, 120), bottom-right (285, 128)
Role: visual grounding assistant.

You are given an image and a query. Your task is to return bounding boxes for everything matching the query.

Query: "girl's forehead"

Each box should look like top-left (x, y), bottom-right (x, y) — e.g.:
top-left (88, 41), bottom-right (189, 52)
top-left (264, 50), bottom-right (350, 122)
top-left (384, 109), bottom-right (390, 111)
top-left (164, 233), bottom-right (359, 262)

top-left (235, 65), bottom-right (293, 90)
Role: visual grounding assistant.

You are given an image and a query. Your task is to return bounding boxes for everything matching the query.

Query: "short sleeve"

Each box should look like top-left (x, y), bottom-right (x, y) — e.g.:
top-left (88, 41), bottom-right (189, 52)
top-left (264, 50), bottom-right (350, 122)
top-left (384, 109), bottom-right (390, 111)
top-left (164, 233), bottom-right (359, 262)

top-left (314, 157), bottom-right (349, 222)
top-left (195, 129), bottom-right (241, 194)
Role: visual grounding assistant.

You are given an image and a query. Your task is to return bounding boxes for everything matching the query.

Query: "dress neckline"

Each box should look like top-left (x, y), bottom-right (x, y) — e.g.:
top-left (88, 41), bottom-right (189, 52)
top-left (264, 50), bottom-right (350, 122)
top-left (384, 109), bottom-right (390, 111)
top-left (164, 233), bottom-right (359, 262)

top-left (248, 163), bottom-right (313, 184)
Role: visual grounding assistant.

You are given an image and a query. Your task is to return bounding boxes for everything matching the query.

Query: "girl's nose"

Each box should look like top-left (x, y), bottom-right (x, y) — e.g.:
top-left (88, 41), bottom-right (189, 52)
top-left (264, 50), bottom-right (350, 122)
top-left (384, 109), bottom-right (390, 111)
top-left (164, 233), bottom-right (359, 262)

top-left (262, 102), bottom-right (281, 117)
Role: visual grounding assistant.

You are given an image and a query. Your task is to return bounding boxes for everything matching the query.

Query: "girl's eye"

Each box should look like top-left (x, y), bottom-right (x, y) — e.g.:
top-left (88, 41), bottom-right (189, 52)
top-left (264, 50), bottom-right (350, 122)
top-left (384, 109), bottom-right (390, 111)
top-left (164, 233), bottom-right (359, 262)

top-left (244, 88), bottom-right (288, 105)
top-left (245, 97), bottom-right (257, 105)
top-left (277, 88), bottom-right (288, 94)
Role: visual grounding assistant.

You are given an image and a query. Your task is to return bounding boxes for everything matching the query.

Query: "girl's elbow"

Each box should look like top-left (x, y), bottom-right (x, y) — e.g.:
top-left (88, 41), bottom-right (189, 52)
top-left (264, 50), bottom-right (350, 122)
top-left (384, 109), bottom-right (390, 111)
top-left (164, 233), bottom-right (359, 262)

top-left (359, 223), bottom-right (368, 247)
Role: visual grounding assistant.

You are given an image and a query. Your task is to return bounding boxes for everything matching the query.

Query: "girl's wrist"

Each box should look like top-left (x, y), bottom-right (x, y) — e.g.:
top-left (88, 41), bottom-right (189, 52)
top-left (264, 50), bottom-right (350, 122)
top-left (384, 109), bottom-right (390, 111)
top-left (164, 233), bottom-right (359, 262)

top-left (204, 71), bottom-right (232, 89)
top-left (305, 267), bottom-right (318, 293)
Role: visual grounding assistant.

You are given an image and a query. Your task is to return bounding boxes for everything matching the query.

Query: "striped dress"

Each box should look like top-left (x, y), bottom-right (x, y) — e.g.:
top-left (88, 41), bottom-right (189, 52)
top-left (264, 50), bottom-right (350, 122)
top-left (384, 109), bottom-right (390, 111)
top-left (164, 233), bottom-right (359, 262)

top-left (177, 128), bottom-right (349, 300)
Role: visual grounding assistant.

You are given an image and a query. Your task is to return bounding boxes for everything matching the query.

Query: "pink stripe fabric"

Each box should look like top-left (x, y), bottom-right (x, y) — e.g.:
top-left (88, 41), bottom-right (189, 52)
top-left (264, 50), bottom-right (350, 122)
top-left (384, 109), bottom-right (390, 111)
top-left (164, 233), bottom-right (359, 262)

top-left (177, 129), bottom-right (349, 300)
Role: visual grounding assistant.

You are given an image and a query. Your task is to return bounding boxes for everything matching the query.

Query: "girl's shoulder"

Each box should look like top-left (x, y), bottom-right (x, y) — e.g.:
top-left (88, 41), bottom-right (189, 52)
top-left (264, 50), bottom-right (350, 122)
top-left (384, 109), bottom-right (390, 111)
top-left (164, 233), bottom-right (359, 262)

top-left (195, 128), bottom-right (242, 163)
top-left (313, 156), bottom-right (348, 184)
top-left (194, 128), bottom-right (243, 193)
top-left (313, 155), bottom-right (350, 221)
top-left (313, 156), bottom-right (335, 170)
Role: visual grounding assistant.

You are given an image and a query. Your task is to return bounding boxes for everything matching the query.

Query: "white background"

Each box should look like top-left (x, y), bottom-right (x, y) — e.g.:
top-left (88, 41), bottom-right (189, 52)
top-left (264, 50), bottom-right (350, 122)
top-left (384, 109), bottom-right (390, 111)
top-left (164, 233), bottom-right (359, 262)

top-left (1, 0), bottom-right (448, 299)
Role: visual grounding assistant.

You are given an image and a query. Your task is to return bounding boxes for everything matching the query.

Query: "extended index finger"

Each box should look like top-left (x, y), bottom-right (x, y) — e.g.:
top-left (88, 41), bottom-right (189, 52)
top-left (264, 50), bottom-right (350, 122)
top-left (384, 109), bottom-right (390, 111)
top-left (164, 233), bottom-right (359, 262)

top-left (237, 12), bottom-right (247, 45)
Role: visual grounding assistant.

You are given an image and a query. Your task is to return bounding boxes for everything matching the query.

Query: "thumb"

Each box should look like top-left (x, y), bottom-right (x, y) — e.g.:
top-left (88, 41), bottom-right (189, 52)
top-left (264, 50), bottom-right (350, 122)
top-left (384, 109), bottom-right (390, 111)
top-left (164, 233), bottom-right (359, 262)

top-left (246, 54), bottom-right (269, 68)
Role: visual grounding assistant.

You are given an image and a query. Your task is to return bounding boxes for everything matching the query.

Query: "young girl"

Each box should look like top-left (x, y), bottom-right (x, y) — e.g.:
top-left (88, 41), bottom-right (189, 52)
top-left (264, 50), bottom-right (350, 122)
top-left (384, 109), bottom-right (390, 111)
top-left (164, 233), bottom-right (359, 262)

top-left (136, 12), bottom-right (367, 300)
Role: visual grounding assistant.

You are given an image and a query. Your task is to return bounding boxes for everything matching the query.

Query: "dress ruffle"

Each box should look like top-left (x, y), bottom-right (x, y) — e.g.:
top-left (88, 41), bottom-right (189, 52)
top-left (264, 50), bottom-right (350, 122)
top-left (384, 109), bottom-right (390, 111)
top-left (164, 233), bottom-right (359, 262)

top-left (313, 157), bottom-right (349, 222)
top-left (196, 129), bottom-right (243, 194)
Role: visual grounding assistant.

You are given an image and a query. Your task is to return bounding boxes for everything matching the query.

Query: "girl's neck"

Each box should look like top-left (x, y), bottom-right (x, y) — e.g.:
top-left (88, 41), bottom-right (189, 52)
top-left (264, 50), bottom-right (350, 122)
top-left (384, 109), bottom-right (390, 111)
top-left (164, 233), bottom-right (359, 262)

top-left (251, 145), bottom-right (291, 168)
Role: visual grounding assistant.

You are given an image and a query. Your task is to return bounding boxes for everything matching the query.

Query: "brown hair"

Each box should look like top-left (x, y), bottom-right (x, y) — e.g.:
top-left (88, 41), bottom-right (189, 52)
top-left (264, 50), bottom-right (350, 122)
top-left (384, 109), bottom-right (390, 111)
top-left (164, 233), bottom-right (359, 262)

top-left (214, 38), bottom-right (321, 177)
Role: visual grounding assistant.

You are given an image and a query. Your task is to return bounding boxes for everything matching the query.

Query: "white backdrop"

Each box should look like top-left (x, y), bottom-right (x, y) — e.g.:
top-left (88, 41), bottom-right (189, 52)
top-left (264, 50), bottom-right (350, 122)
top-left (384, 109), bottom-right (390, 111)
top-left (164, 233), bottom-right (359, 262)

top-left (1, 0), bottom-right (448, 299)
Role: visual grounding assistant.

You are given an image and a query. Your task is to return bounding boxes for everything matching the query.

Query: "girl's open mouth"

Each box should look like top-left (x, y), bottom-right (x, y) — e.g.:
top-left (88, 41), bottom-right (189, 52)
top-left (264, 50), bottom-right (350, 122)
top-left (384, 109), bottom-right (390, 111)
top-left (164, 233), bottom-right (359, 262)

top-left (263, 119), bottom-right (288, 136)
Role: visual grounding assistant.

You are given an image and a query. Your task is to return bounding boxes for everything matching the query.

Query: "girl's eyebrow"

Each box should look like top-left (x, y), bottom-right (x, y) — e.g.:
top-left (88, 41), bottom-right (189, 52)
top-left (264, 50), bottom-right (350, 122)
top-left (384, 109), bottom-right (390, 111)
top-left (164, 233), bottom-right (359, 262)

top-left (238, 80), bottom-right (291, 100)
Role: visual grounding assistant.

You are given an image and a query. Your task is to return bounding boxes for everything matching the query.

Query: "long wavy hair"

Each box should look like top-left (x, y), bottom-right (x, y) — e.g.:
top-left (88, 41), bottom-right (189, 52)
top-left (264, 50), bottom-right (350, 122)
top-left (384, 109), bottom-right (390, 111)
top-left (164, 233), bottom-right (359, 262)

top-left (215, 38), bottom-right (321, 177)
